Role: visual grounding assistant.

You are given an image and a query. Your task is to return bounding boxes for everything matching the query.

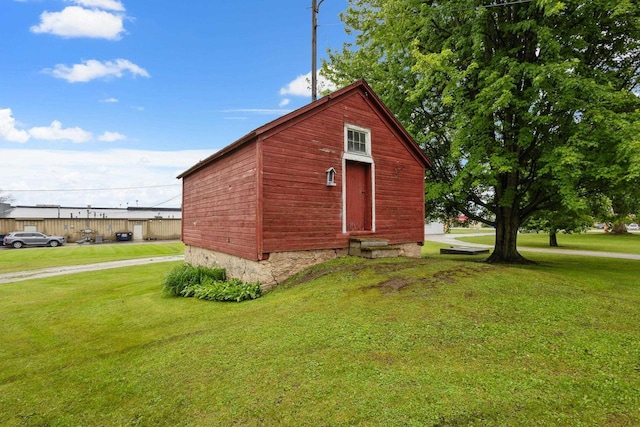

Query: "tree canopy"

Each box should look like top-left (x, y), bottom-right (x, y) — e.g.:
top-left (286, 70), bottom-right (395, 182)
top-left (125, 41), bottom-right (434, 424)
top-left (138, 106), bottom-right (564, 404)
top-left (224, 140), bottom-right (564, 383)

top-left (325, 0), bottom-right (640, 262)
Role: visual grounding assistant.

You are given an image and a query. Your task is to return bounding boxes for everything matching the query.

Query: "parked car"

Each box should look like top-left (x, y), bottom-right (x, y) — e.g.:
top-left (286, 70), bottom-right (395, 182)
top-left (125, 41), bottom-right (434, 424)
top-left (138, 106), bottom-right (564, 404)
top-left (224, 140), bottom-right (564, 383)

top-left (2, 231), bottom-right (66, 249)
top-left (627, 223), bottom-right (639, 231)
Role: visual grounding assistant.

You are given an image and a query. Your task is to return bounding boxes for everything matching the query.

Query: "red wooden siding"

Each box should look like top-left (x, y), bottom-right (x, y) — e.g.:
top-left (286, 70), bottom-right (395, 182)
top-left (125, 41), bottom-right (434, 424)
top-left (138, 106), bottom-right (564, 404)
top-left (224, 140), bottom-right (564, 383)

top-left (180, 81), bottom-right (428, 261)
top-left (363, 97), bottom-right (426, 245)
top-left (260, 90), bottom-right (425, 253)
top-left (260, 112), bottom-right (345, 253)
top-left (182, 141), bottom-right (259, 260)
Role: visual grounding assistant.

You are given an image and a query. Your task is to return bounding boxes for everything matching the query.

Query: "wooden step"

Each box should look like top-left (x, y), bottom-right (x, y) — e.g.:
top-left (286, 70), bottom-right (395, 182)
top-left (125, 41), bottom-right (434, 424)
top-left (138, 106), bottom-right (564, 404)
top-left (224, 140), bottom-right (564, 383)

top-left (440, 246), bottom-right (490, 255)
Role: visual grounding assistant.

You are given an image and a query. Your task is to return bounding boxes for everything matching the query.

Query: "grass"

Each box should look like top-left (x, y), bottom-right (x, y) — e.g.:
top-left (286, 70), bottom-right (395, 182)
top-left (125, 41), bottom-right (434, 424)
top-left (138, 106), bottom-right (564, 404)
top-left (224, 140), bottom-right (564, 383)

top-left (456, 231), bottom-right (640, 255)
top-left (0, 241), bottom-right (184, 273)
top-left (1, 243), bottom-right (639, 426)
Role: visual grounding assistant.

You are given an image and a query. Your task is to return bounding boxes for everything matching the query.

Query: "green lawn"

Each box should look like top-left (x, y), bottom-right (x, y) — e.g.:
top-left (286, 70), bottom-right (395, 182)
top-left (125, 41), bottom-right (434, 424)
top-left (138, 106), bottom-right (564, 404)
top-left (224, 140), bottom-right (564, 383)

top-left (456, 231), bottom-right (640, 255)
top-left (0, 241), bottom-right (184, 273)
top-left (1, 244), bottom-right (638, 425)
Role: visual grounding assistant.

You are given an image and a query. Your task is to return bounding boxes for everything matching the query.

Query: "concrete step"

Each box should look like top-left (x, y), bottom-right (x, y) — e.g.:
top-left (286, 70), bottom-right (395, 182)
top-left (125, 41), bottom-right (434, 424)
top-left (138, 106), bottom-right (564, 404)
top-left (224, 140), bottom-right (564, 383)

top-left (349, 238), bottom-right (400, 259)
top-left (358, 246), bottom-right (401, 259)
top-left (349, 238), bottom-right (388, 248)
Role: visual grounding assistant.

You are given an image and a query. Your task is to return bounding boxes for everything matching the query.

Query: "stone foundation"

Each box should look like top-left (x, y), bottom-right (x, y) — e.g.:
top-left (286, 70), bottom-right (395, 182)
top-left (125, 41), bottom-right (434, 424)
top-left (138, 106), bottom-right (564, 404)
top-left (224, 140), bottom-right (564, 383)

top-left (184, 242), bottom-right (422, 291)
top-left (184, 246), bottom-right (348, 291)
top-left (396, 242), bottom-right (423, 258)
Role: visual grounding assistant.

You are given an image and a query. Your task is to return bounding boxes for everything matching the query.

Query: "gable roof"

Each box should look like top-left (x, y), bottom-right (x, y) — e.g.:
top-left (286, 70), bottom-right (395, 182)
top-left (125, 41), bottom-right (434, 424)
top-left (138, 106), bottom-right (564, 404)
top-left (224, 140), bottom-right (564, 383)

top-left (178, 79), bottom-right (431, 179)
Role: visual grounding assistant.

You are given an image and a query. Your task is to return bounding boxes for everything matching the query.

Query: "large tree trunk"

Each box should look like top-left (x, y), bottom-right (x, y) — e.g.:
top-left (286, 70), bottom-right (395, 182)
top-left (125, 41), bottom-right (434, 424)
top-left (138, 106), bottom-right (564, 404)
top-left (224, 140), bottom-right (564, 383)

top-left (549, 229), bottom-right (558, 247)
top-left (611, 222), bottom-right (628, 234)
top-left (486, 207), bottom-right (529, 263)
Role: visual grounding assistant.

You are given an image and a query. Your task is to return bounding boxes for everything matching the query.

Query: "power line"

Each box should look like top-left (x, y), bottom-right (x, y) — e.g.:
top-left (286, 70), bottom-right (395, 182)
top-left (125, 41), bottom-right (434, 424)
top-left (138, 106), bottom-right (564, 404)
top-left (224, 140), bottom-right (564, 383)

top-left (447, 0), bottom-right (535, 12)
top-left (6, 184), bottom-right (181, 193)
top-left (482, 0), bottom-right (534, 8)
top-left (150, 194), bottom-right (182, 207)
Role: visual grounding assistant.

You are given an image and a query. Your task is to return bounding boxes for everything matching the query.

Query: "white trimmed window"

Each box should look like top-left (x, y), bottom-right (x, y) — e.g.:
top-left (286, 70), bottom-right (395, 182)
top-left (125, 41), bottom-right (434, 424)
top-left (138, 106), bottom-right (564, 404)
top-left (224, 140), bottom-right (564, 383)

top-left (348, 129), bottom-right (367, 153)
top-left (344, 124), bottom-right (372, 161)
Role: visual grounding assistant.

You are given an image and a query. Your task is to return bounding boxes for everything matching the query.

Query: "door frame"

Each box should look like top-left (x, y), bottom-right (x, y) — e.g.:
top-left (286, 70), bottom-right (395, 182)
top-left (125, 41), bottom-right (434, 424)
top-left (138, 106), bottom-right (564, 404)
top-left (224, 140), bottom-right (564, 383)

top-left (133, 223), bottom-right (143, 240)
top-left (342, 156), bottom-right (375, 234)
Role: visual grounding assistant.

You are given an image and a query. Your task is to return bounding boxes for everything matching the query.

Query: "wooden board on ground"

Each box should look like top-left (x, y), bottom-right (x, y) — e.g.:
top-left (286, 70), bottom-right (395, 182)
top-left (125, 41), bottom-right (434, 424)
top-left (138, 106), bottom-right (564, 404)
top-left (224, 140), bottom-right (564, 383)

top-left (440, 247), bottom-right (490, 255)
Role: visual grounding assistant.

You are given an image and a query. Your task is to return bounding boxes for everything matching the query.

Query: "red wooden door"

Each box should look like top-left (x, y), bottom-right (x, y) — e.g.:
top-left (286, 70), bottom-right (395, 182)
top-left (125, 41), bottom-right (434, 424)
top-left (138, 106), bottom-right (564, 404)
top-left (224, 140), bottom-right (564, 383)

top-left (346, 161), bottom-right (372, 231)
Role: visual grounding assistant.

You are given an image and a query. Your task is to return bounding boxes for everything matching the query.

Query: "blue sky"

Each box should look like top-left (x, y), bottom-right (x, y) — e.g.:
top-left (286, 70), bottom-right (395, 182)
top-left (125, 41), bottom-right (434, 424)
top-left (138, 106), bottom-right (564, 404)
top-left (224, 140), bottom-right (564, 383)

top-left (1, 0), bottom-right (350, 208)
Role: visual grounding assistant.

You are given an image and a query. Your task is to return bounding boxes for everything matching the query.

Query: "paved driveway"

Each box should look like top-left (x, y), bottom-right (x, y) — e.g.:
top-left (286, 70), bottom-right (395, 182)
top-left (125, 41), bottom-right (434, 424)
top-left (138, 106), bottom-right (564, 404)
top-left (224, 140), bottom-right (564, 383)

top-left (0, 255), bottom-right (184, 284)
top-left (426, 233), bottom-right (640, 261)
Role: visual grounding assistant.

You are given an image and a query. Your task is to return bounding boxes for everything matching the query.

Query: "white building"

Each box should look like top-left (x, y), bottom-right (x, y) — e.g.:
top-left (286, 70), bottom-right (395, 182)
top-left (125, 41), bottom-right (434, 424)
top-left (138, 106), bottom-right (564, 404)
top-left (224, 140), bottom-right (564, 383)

top-left (424, 221), bottom-right (445, 235)
top-left (0, 204), bottom-right (181, 220)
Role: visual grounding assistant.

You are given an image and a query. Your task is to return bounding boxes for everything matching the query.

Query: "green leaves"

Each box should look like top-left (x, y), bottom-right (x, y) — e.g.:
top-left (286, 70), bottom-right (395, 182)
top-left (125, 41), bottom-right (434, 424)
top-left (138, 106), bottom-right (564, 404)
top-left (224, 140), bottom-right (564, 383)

top-left (162, 263), bottom-right (226, 297)
top-left (163, 263), bottom-right (261, 302)
top-left (180, 278), bottom-right (262, 303)
top-left (537, 0), bottom-right (566, 16)
top-left (328, 0), bottom-right (640, 258)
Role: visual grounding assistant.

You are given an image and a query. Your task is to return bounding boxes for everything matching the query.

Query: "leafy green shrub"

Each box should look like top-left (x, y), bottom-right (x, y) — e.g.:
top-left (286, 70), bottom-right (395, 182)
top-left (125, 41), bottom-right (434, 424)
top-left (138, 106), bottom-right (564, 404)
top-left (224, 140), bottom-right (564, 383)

top-left (181, 278), bottom-right (262, 302)
top-left (163, 263), bottom-right (261, 302)
top-left (162, 263), bottom-right (226, 296)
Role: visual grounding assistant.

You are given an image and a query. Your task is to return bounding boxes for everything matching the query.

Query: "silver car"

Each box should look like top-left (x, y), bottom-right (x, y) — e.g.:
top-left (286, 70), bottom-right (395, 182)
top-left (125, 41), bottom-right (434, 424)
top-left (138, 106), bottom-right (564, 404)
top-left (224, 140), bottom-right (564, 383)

top-left (3, 231), bottom-right (66, 249)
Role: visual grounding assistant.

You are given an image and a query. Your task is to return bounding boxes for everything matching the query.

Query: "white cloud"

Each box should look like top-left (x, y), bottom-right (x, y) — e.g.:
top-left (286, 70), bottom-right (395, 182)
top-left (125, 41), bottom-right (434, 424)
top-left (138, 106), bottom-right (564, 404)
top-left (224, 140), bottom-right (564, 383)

top-left (30, 6), bottom-right (125, 40)
top-left (101, 97), bottom-right (119, 103)
top-left (98, 131), bottom-right (126, 142)
top-left (1, 109), bottom-right (130, 144)
top-left (278, 98), bottom-right (290, 107)
top-left (279, 71), bottom-right (337, 97)
top-left (46, 59), bottom-right (150, 83)
top-left (2, 148), bottom-right (214, 207)
top-left (73, 0), bottom-right (125, 12)
top-left (28, 120), bottom-right (93, 143)
top-left (0, 108), bottom-right (30, 143)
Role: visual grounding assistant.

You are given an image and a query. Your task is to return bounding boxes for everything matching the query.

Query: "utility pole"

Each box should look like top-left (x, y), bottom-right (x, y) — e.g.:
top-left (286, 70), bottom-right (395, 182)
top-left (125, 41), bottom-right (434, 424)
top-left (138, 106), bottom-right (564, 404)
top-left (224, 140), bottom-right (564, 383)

top-left (311, 0), bottom-right (324, 102)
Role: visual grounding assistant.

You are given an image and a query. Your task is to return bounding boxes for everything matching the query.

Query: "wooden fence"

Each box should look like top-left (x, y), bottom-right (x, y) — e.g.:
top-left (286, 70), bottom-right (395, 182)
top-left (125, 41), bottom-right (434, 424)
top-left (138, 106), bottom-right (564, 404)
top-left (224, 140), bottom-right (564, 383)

top-left (0, 218), bottom-right (181, 242)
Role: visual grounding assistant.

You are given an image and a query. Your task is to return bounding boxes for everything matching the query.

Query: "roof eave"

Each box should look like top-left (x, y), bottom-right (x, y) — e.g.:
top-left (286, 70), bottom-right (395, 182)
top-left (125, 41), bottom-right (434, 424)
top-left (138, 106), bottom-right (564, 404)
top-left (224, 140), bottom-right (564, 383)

top-left (177, 79), bottom-right (433, 179)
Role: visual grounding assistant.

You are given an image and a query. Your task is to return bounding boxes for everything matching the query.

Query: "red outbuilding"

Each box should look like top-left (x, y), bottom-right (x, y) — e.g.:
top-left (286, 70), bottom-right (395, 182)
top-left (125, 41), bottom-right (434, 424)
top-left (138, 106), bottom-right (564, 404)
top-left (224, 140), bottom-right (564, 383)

top-left (178, 80), bottom-right (432, 289)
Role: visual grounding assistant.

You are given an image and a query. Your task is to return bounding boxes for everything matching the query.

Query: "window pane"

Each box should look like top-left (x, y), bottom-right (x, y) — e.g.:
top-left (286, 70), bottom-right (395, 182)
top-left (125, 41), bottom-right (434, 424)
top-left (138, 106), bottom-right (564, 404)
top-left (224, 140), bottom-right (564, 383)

top-left (347, 129), bottom-right (367, 153)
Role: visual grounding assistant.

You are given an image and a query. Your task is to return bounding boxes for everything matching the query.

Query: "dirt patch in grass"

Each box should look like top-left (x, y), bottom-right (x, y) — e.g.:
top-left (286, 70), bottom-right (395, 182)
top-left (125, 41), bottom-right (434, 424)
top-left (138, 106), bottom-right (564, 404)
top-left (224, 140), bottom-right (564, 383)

top-left (370, 258), bottom-right (433, 273)
top-left (286, 257), bottom-right (436, 289)
top-left (362, 263), bottom-right (494, 296)
top-left (432, 264), bottom-right (491, 284)
top-left (375, 277), bottom-right (415, 293)
top-left (284, 262), bottom-right (365, 287)
top-left (284, 257), bottom-right (492, 295)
